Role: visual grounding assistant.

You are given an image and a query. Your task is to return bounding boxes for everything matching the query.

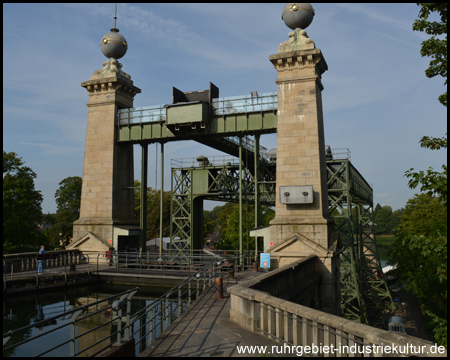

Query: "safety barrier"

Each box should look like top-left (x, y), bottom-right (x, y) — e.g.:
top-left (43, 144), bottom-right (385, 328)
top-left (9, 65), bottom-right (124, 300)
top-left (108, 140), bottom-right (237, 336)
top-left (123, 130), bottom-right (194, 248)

top-left (3, 250), bottom-right (82, 274)
top-left (3, 258), bottom-right (226, 357)
top-left (3, 253), bottom-right (91, 293)
top-left (3, 287), bottom-right (139, 357)
top-left (131, 259), bottom-right (225, 352)
top-left (95, 250), bottom-right (261, 276)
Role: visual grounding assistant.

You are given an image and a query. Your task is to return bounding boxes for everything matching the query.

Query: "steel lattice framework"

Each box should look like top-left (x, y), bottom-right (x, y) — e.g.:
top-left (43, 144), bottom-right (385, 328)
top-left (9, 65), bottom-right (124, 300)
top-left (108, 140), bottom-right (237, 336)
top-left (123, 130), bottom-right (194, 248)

top-left (169, 151), bottom-right (394, 324)
top-left (170, 157), bottom-right (276, 261)
top-left (116, 90), bottom-right (394, 324)
top-left (326, 153), bottom-right (395, 323)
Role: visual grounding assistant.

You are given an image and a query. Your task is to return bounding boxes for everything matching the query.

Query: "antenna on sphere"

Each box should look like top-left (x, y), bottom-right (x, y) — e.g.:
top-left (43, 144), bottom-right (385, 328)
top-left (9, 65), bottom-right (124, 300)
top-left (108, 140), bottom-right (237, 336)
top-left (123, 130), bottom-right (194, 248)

top-left (114, 3), bottom-right (118, 29)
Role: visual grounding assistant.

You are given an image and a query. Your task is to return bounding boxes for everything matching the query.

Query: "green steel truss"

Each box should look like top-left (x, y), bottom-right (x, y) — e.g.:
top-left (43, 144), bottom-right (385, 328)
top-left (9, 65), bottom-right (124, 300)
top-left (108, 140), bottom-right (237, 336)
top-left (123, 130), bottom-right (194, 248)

top-left (169, 152), bottom-right (394, 323)
top-left (117, 92), bottom-right (393, 323)
top-left (326, 156), bottom-right (395, 323)
top-left (170, 157), bottom-right (276, 261)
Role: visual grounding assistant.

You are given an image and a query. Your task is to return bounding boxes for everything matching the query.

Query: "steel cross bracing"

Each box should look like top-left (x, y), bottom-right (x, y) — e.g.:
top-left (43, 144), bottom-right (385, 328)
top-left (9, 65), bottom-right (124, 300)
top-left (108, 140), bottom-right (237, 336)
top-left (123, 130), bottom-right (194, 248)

top-left (170, 151), bottom-right (394, 324)
top-left (326, 156), bottom-right (395, 324)
top-left (117, 91), bottom-right (393, 323)
top-left (169, 156), bottom-right (276, 261)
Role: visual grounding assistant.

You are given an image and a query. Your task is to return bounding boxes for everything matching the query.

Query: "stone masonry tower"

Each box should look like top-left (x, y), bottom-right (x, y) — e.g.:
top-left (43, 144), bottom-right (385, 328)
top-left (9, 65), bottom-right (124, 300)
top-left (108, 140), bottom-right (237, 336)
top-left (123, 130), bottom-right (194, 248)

top-left (72, 19), bottom-right (141, 252)
top-left (268, 4), bottom-right (340, 314)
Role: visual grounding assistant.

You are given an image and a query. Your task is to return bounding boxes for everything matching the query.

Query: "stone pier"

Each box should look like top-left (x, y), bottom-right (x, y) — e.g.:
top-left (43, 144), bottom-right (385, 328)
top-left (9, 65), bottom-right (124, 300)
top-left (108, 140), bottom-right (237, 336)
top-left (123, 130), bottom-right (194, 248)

top-left (71, 59), bottom-right (141, 253)
top-left (268, 28), bottom-right (340, 315)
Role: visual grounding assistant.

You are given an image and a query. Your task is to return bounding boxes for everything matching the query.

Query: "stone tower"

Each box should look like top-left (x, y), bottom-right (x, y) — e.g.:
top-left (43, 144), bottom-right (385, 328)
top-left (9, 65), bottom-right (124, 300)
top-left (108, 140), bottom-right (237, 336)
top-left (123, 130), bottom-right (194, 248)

top-left (268, 5), bottom-right (340, 314)
top-left (71, 21), bottom-right (141, 252)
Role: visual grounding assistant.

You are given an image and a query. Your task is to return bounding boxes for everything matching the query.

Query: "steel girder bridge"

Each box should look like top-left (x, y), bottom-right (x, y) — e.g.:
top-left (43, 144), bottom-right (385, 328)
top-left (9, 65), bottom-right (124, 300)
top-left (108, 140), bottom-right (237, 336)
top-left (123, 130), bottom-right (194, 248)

top-left (116, 84), bottom-right (394, 324)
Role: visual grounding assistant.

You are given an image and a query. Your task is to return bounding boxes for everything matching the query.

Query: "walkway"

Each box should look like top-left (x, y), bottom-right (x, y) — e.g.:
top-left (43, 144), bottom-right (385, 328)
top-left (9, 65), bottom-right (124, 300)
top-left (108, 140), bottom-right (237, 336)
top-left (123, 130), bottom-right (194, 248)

top-left (141, 271), bottom-right (299, 357)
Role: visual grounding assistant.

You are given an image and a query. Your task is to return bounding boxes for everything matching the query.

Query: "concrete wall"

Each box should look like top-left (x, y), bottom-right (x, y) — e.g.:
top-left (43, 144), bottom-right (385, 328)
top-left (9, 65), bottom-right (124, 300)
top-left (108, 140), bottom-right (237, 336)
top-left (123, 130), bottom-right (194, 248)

top-left (229, 259), bottom-right (445, 357)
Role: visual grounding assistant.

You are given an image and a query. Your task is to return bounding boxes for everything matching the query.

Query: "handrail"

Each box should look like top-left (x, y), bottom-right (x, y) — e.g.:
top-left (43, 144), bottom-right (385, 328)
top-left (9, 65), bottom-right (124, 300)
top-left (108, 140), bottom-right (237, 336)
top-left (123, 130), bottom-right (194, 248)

top-left (3, 287), bottom-right (139, 357)
top-left (3, 251), bottom-right (85, 277)
top-left (3, 253), bottom-right (91, 293)
top-left (95, 250), bottom-right (260, 275)
top-left (130, 257), bottom-right (225, 350)
top-left (3, 257), bottom-right (227, 357)
top-left (116, 91), bottom-right (277, 125)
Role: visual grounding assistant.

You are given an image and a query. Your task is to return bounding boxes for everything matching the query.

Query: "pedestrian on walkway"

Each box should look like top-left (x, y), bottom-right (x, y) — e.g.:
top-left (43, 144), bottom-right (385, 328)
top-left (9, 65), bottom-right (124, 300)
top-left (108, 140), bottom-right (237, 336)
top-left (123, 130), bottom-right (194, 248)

top-left (38, 245), bottom-right (45, 275)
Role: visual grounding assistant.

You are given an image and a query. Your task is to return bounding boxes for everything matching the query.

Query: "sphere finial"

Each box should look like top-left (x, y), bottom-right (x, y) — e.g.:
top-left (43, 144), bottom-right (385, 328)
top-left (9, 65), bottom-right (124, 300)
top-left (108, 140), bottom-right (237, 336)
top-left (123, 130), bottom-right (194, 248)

top-left (100, 3), bottom-right (128, 59)
top-left (281, 3), bottom-right (315, 30)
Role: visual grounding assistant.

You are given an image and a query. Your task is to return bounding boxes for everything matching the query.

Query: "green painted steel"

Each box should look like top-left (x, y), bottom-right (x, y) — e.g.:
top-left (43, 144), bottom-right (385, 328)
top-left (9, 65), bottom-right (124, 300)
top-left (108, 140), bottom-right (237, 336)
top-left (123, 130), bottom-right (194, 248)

top-left (166, 102), bottom-right (209, 125)
top-left (168, 151), bottom-right (394, 325)
top-left (140, 144), bottom-right (148, 251)
top-left (119, 91), bottom-right (393, 325)
top-left (326, 156), bottom-right (395, 324)
top-left (117, 112), bottom-right (277, 142)
top-left (116, 92), bottom-right (277, 159)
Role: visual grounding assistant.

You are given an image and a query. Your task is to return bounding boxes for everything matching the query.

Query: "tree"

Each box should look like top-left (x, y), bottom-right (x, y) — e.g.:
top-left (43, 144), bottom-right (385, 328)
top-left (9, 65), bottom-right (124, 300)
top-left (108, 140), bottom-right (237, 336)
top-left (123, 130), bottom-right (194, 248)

top-left (209, 203), bottom-right (275, 251)
top-left (413, 3), bottom-right (447, 107)
top-left (374, 205), bottom-right (394, 234)
top-left (389, 193), bottom-right (447, 346)
top-left (3, 151), bottom-right (44, 253)
top-left (134, 180), bottom-right (171, 241)
top-left (390, 208), bottom-right (404, 233)
top-left (373, 203), bottom-right (382, 217)
top-left (406, 4), bottom-right (447, 208)
top-left (49, 176), bottom-right (82, 247)
top-left (218, 203), bottom-right (256, 251)
top-left (405, 134), bottom-right (447, 207)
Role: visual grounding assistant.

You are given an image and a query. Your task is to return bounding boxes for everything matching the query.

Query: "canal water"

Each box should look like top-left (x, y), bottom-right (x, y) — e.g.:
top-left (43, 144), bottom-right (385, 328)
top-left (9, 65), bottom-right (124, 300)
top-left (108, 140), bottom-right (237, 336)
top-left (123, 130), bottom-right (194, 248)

top-left (376, 243), bottom-right (392, 269)
top-left (3, 283), bottom-right (188, 357)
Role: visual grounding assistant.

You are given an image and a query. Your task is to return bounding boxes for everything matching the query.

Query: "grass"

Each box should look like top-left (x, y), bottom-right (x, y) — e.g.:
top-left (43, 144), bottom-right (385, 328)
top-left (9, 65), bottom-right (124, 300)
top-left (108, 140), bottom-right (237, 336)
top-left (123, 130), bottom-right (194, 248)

top-left (376, 235), bottom-right (397, 246)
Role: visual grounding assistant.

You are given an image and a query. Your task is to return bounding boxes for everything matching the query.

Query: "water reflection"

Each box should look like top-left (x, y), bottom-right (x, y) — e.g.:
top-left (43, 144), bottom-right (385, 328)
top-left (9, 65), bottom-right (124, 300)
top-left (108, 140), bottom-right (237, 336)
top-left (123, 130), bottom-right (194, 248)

top-left (3, 283), bottom-right (185, 357)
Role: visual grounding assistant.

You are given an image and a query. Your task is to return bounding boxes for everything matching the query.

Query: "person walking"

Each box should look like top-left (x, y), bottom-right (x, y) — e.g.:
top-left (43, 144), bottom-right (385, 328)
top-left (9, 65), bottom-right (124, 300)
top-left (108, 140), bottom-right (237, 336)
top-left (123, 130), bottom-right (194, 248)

top-left (38, 245), bottom-right (45, 275)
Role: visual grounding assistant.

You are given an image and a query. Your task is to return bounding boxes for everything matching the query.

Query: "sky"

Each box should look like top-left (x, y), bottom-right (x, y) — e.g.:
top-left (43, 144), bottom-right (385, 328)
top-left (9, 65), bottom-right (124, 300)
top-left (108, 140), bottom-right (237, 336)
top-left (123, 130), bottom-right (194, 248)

top-left (3, 3), bottom-right (447, 214)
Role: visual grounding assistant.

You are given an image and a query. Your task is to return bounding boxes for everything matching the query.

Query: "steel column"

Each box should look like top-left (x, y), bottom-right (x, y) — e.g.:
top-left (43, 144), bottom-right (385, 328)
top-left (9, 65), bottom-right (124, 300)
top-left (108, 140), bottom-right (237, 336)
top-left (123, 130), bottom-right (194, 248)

top-left (140, 143), bottom-right (148, 251)
top-left (254, 134), bottom-right (261, 257)
top-left (239, 137), bottom-right (243, 265)
top-left (159, 142), bottom-right (164, 259)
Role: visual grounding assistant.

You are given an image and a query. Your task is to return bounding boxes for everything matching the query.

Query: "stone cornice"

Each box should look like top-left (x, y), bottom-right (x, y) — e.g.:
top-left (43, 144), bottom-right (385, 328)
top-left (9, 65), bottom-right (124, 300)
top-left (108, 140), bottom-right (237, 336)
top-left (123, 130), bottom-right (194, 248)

top-left (269, 48), bottom-right (328, 76)
top-left (81, 77), bottom-right (141, 99)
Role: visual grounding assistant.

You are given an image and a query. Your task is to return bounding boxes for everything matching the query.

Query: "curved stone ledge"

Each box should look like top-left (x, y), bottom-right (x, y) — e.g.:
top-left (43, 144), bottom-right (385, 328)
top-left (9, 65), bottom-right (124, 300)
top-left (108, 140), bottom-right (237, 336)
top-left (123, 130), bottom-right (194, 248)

top-left (229, 258), bottom-right (444, 357)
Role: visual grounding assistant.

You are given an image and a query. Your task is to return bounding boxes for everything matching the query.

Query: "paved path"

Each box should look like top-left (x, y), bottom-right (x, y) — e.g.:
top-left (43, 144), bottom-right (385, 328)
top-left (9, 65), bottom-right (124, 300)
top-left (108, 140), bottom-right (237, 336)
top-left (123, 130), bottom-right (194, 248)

top-left (140, 271), bottom-right (299, 357)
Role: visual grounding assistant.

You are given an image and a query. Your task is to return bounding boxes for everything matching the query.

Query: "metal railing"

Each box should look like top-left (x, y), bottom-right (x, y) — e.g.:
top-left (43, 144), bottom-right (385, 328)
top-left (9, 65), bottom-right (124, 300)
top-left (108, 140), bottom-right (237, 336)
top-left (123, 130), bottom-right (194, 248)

top-left (117, 104), bottom-right (166, 125)
top-left (131, 258), bottom-right (225, 352)
top-left (3, 257), bottom-right (227, 357)
top-left (95, 250), bottom-right (260, 274)
top-left (171, 155), bottom-right (242, 168)
top-left (211, 92), bottom-right (277, 115)
top-left (3, 250), bottom-right (83, 275)
top-left (329, 148), bottom-right (351, 161)
top-left (3, 253), bottom-right (91, 293)
top-left (3, 287), bottom-right (139, 357)
top-left (116, 91), bottom-right (278, 125)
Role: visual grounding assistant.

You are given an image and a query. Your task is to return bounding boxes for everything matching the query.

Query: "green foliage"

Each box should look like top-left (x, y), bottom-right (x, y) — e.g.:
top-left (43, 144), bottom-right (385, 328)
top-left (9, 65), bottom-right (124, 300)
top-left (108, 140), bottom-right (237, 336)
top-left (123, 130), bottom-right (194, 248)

top-left (207, 203), bottom-right (275, 251)
top-left (413, 3), bottom-right (447, 107)
top-left (402, 8), bottom-right (448, 344)
top-left (374, 205), bottom-right (393, 234)
top-left (371, 204), bottom-right (403, 235)
top-left (389, 193), bottom-right (447, 347)
top-left (405, 134), bottom-right (447, 207)
top-left (3, 151), bottom-right (44, 253)
top-left (47, 176), bottom-right (82, 247)
top-left (134, 180), bottom-right (171, 240)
